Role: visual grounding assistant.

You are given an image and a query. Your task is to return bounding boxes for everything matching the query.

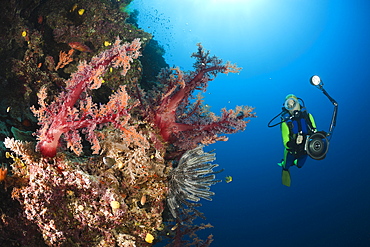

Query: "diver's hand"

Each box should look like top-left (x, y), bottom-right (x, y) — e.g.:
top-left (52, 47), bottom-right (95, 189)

top-left (287, 140), bottom-right (298, 150)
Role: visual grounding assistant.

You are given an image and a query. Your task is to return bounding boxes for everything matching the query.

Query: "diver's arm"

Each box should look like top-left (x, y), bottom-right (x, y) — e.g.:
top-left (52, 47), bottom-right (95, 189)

top-left (308, 113), bottom-right (317, 131)
top-left (281, 122), bottom-right (290, 149)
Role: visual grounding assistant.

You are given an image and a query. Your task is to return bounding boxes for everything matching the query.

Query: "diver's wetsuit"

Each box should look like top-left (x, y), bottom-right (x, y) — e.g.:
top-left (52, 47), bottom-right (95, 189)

top-left (280, 110), bottom-right (316, 170)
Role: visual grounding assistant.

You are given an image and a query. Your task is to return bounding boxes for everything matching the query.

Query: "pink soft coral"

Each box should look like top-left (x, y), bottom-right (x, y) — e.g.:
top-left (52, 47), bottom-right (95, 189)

top-left (31, 38), bottom-right (142, 157)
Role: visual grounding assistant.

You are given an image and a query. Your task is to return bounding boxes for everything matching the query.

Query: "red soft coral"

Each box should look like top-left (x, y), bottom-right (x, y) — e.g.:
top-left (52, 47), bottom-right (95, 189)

top-left (32, 38), bottom-right (142, 157)
top-left (140, 43), bottom-right (256, 152)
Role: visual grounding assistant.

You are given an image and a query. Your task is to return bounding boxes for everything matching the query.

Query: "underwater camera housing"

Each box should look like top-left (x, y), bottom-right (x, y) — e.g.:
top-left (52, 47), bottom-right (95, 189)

top-left (305, 132), bottom-right (329, 160)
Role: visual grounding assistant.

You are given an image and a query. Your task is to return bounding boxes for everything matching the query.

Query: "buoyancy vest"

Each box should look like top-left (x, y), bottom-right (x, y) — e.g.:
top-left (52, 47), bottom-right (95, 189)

top-left (281, 107), bottom-right (315, 155)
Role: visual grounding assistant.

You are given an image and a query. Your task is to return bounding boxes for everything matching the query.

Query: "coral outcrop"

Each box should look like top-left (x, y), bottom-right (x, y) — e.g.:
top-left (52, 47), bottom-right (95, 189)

top-left (0, 0), bottom-right (255, 246)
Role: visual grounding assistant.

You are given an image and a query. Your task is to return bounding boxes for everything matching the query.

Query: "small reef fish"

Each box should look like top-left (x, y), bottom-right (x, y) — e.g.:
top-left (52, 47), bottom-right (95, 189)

top-left (225, 176), bottom-right (233, 183)
top-left (145, 233), bottom-right (154, 243)
top-left (140, 195), bottom-right (146, 206)
top-left (68, 42), bottom-right (92, 52)
top-left (70, 4), bottom-right (78, 12)
top-left (78, 9), bottom-right (85, 15)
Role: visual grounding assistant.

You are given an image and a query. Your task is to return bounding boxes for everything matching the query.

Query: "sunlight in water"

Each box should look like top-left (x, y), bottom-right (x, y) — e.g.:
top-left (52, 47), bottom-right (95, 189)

top-left (209, 0), bottom-right (256, 3)
top-left (206, 0), bottom-right (258, 8)
top-left (197, 0), bottom-right (265, 19)
top-left (209, 0), bottom-right (248, 3)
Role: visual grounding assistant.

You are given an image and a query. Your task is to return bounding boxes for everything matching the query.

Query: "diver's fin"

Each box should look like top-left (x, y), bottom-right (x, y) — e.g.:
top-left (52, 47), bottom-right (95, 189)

top-left (282, 170), bottom-right (291, 187)
top-left (277, 159), bottom-right (285, 168)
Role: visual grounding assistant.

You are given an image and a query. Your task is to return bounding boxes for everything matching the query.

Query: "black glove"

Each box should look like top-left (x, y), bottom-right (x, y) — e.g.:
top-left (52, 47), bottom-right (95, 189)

top-left (287, 140), bottom-right (298, 150)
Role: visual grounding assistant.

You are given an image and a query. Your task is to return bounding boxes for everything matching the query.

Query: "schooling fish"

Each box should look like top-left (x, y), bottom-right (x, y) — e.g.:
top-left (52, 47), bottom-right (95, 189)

top-left (68, 42), bottom-right (92, 52)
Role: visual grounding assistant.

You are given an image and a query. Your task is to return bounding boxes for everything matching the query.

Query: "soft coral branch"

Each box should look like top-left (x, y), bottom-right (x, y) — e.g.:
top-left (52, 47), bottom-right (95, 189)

top-left (32, 38), bottom-right (142, 157)
top-left (145, 43), bottom-right (255, 151)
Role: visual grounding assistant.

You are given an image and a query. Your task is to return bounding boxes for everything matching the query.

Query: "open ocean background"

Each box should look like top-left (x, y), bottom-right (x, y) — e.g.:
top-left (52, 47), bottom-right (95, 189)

top-left (130, 0), bottom-right (370, 246)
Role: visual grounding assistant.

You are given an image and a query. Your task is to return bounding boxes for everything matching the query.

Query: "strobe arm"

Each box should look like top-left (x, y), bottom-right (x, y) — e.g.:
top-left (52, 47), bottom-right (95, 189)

top-left (321, 87), bottom-right (338, 138)
top-left (310, 75), bottom-right (338, 139)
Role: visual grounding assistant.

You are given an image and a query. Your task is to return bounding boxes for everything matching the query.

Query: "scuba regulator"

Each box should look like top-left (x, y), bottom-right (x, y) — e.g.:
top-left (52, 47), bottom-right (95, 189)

top-left (268, 75), bottom-right (338, 160)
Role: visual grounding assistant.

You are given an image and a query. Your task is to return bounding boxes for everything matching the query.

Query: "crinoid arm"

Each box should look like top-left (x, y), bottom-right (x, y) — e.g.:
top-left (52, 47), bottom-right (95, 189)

top-left (167, 145), bottom-right (223, 219)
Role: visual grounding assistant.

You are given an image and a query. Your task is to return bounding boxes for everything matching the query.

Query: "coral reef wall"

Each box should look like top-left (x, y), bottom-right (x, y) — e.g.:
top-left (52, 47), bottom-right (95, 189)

top-left (0, 0), bottom-right (255, 246)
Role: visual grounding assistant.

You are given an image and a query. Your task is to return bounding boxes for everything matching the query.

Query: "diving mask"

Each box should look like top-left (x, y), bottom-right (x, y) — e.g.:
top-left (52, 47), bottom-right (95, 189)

top-left (284, 97), bottom-right (299, 111)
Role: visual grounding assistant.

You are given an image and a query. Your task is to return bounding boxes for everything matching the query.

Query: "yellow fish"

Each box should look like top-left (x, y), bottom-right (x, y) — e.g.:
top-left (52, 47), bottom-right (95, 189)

top-left (145, 233), bottom-right (154, 243)
top-left (70, 4), bottom-right (78, 12)
top-left (225, 176), bottom-right (233, 183)
top-left (78, 9), bottom-right (85, 15)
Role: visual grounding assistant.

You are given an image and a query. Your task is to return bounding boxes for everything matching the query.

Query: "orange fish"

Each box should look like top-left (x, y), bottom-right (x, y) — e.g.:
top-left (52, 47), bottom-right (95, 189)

top-left (37, 15), bottom-right (43, 24)
top-left (68, 42), bottom-right (92, 52)
top-left (0, 167), bottom-right (7, 182)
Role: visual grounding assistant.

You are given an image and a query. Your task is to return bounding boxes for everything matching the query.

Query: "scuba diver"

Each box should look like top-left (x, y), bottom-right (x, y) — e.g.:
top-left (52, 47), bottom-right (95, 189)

top-left (277, 94), bottom-right (316, 186)
top-left (268, 76), bottom-right (338, 187)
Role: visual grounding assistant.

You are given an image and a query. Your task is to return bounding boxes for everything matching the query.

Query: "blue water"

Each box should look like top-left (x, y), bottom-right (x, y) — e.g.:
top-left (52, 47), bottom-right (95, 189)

top-left (130, 1), bottom-right (370, 246)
